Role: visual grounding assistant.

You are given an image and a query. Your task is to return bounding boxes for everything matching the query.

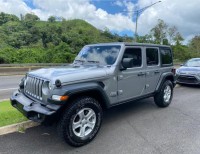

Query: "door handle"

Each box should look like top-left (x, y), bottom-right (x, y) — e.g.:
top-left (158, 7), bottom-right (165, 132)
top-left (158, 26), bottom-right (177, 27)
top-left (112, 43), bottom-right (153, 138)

top-left (154, 70), bottom-right (160, 74)
top-left (138, 72), bottom-right (145, 76)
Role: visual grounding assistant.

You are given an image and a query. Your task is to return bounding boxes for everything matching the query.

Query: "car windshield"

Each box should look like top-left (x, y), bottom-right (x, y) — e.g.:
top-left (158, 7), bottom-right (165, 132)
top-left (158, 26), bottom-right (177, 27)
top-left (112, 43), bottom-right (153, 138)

top-left (74, 45), bottom-right (121, 65)
top-left (185, 59), bottom-right (200, 67)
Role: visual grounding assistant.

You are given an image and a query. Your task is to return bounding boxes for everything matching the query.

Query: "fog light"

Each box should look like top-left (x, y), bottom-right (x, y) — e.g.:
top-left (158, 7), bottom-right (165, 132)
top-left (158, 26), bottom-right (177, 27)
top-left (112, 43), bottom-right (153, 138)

top-left (52, 95), bottom-right (69, 101)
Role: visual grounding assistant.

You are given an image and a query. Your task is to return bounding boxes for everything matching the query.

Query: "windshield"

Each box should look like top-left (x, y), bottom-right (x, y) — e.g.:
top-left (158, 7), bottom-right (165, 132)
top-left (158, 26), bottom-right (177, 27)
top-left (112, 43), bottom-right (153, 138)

top-left (185, 59), bottom-right (200, 67)
top-left (74, 45), bottom-right (121, 65)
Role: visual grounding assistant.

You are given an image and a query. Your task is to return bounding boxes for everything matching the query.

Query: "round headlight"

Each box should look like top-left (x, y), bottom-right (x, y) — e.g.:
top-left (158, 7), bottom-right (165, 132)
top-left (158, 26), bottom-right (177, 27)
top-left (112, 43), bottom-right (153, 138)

top-left (42, 81), bottom-right (51, 95)
top-left (48, 82), bottom-right (52, 90)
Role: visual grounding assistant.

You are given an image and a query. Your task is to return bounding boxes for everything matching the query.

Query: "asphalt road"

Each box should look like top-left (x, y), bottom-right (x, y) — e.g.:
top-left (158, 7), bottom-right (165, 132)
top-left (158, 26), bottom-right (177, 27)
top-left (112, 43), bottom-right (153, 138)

top-left (0, 75), bottom-right (23, 100)
top-left (0, 85), bottom-right (200, 154)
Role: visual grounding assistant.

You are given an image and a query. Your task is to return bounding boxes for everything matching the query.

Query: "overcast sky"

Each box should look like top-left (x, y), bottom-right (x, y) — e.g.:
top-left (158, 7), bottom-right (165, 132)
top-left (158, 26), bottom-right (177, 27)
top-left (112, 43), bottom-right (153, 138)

top-left (0, 0), bottom-right (200, 43)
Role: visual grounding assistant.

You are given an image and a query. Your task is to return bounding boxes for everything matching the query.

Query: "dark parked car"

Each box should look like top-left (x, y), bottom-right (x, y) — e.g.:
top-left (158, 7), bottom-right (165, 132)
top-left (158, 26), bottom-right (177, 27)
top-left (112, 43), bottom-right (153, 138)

top-left (176, 58), bottom-right (200, 85)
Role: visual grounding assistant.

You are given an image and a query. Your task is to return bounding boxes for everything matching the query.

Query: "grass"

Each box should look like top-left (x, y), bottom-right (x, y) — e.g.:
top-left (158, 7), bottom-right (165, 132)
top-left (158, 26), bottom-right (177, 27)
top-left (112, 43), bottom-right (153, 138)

top-left (0, 101), bottom-right (27, 127)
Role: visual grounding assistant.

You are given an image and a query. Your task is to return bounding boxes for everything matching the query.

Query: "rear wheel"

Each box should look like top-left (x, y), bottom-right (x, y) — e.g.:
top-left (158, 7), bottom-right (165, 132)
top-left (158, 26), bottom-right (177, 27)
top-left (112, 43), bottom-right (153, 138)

top-left (57, 96), bottom-right (103, 147)
top-left (154, 80), bottom-right (173, 108)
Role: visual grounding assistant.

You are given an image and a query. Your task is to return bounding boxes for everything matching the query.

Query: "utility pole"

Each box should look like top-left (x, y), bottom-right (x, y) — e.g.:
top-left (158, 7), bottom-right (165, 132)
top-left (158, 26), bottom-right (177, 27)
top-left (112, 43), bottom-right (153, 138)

top-left (134, 1), bottom-right (161, 42)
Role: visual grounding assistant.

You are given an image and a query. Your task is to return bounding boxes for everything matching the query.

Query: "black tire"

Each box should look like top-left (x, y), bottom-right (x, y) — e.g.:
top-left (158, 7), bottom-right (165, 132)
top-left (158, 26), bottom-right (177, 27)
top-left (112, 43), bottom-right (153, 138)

top-left (57, 96), bottom-right (103, 147)
top-left (154, 80), bottom-right (173, 108)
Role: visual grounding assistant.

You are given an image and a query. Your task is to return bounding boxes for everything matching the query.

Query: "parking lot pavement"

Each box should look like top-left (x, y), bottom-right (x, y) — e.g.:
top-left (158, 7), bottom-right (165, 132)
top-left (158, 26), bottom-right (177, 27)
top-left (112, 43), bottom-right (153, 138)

top-left (0, 85), bottom-right (200, 154)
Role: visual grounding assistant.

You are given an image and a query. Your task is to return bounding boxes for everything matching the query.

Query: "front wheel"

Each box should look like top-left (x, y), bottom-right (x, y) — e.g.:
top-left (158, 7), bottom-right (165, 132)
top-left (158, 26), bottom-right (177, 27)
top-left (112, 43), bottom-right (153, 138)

top-left (154, 80), bottom-right (173, 108)
top-left (57, 96), bottom-right (103, 147)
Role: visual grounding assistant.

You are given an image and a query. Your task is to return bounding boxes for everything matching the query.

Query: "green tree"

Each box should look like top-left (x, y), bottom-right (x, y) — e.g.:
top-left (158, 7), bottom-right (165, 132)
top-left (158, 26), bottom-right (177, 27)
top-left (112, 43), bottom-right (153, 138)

top-left (173, 45), bottom-right (191, 61)
top-left (0, 12), bottom-right (19, 25)
top-left (23, 13), bottom-right (40, 28)
top-left (24, 13), bottom-right (40, 21)
top-left (0, 47), bottom-right (17, 63)
top-left (48, 16), bottom-right (56, 22)
top-left (168, 26), bottom-right (177, 45)
top-left (173, 32), bottom-right (184, 46)
top-left (189, 35), bottom-right (200, 52)
top-left (46, 42), bottom-right (76, 63)
top-left (151, 19), bottom-right (168, 44)
top-left (136, 34), bottom-right (154, 43)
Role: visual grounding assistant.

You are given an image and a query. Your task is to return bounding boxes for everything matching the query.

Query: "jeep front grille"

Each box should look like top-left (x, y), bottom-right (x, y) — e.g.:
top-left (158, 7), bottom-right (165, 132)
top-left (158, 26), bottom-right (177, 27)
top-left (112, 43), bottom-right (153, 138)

top-left (24, 76), bottom-right (44, 100)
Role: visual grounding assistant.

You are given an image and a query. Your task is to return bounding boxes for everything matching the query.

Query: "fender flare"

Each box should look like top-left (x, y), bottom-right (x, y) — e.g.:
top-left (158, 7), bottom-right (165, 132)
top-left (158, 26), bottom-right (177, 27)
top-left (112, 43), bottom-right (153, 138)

top-left (155, 72), bottom-right (175, 93)
top-left (50, 82), bottom-right (110, 108)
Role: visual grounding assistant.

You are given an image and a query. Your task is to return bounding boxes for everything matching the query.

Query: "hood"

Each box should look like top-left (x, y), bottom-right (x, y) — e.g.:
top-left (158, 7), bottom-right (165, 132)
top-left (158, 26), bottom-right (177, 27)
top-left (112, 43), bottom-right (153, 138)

top-left (178, 66), bottom-right (200, 75)
top-left (28, 65), bottom-right (109, 85)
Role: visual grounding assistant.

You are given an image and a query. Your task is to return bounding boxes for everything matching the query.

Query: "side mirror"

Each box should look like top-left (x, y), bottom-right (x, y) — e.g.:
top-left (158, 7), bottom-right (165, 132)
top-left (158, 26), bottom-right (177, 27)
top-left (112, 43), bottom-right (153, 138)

top-left (121, 58), bottom-right (133, 70)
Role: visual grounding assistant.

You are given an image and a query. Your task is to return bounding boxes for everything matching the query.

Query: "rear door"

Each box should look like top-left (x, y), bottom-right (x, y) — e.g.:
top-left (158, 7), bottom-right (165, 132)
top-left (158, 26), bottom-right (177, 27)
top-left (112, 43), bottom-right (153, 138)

top-left (145, 47), bottom-right (161, 94)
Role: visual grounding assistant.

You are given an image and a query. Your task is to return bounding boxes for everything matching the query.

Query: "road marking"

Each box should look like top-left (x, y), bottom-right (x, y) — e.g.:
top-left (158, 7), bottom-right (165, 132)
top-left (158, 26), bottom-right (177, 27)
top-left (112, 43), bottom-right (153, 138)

top-left (0, 88), bottom-right (18, 91)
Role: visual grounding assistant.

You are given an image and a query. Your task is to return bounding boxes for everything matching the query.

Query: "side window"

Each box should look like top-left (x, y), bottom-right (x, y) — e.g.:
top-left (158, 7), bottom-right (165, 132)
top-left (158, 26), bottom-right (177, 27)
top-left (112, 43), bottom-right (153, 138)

top-left (123, 48), bottom-right (142, 67)
top-left (161, 48), bottom-right (172, 65)
top-left (146, 48), bottom-right (159, 66)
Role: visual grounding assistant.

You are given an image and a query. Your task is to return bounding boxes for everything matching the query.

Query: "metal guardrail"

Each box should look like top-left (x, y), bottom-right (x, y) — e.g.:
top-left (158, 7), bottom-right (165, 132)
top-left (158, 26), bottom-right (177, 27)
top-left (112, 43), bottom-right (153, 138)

top-left (0, 63), bottom-right (70, 76)
top-left (0, 63), bottom-right (68, 67)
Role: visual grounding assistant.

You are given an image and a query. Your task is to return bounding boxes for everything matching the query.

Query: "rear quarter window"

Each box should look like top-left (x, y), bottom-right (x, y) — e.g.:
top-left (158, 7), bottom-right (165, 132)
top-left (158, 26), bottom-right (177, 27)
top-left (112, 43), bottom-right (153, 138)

top-left (160, 48), bottom-right (173, 66)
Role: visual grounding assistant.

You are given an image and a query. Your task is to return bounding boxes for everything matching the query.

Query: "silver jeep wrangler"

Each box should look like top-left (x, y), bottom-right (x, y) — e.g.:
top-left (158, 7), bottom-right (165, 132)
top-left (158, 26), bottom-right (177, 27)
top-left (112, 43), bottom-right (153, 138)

top-left (11, 42), bottom-right (175, 147)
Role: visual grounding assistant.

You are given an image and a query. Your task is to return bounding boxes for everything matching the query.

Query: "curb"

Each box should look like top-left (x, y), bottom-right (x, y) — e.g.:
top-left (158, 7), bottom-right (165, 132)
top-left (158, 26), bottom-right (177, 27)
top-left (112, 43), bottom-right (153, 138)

top-left (0, 99), bottom-right (9, 102)
top-left (0, 120), bottom-right (39, 136)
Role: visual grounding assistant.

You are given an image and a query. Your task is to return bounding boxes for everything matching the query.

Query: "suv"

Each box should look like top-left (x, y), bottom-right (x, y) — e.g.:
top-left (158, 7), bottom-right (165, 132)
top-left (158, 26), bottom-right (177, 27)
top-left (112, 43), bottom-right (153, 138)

top-left (11, 42), bottom-right (175, 147)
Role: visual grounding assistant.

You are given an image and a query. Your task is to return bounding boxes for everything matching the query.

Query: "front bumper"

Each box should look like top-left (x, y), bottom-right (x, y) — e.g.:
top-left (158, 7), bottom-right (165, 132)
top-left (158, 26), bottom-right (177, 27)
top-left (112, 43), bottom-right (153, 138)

top-left (176, 74), bottom-right (200, 85)
top-left (10, 90), bottom-right (61, 122)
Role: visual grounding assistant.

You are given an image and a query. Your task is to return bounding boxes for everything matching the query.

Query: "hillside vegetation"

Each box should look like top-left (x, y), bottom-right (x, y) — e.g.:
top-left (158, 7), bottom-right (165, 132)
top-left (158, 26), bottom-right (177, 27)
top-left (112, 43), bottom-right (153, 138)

top-left (0, 12), bottom-right (200, 64)
top-left (0, 13), bottom-right (131, 64)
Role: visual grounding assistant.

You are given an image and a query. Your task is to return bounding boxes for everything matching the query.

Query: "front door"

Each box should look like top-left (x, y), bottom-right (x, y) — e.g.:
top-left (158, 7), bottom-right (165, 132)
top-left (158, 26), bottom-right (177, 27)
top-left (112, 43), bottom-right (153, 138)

top-left (117, 47), bottom-right (146, 102)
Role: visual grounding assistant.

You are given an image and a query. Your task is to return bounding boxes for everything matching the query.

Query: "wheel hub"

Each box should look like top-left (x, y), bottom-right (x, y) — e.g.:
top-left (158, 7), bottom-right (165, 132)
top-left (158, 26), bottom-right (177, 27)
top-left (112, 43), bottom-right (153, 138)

top-left (163, 85), bottom-right (171, 102)
top-left (81, 119), bottom-right (87, 125)
top-left (72, 108), bottom-right (96, 138)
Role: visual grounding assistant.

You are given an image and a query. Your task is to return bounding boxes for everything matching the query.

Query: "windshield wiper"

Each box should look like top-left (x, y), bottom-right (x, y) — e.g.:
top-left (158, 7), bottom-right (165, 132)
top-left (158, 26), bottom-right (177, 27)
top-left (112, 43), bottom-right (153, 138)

top-left (74, 59), bottom-right (86, 65)
top-left (75, 59), bottom-right (85, 62)
top-left (73, 59), bottom-right (86, 66)
top-left (87, 60), bottom-right (100, 64)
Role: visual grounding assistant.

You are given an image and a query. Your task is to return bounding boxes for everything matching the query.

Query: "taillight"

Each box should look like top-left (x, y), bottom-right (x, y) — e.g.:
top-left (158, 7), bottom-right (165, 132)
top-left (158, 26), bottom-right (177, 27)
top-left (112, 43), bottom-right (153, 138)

top-left (171, 68), bottom-right (176, 75)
